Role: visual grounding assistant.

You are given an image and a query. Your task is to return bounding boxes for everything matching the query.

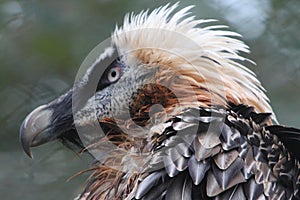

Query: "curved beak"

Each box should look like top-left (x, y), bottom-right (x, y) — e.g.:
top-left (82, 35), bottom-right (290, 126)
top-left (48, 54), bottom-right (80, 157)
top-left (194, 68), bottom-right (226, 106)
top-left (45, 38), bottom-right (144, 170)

top-left (20, 105), bottom-right (53, 158)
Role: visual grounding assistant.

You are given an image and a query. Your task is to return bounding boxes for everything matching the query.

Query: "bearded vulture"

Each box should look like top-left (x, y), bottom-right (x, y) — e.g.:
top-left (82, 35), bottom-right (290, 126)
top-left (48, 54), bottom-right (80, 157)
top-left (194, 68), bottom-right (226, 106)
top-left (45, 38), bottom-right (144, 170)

top-left (20, 3), bottom-right (300, 200)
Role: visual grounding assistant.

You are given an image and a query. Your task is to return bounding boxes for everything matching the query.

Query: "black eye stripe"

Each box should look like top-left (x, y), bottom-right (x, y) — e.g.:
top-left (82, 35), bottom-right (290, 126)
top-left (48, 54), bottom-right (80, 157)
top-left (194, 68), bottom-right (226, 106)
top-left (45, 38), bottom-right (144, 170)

top-left (72, 53), bottom-right (119, 103)
top-left (71, 47), bottom-right (123, 113)
top-left (96, 59), bottom-right (122, 91)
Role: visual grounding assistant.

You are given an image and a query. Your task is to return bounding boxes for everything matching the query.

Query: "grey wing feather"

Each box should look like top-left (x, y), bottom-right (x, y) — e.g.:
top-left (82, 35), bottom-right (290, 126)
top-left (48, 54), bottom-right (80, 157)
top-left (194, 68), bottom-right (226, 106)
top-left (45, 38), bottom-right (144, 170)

top-left (165, 172), bottom-right (192, 200)
top-left (134, 105), bottom-right (300, 200)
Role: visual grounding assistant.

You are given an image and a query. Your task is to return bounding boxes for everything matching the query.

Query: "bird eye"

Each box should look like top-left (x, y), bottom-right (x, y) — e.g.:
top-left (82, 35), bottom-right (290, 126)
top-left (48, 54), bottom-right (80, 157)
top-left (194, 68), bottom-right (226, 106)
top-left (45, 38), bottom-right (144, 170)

top-left (107, 67), bottom-right (121, 83)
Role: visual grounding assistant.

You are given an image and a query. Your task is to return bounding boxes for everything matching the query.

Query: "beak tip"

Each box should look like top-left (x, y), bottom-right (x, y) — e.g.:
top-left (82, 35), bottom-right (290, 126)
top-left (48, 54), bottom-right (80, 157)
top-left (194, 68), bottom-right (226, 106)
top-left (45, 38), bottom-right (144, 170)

top-left (20, 123), bottom-right (33, 158)
top-left (21, 143), bottom-right (33, 159)
top-left (23, 148), bottom-right (33, 159)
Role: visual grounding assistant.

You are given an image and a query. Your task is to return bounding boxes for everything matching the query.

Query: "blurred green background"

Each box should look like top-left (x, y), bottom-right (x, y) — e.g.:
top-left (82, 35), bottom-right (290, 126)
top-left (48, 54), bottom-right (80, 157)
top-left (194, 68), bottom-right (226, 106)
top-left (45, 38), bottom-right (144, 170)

top-left (0, 0), bottom-right (299, 199)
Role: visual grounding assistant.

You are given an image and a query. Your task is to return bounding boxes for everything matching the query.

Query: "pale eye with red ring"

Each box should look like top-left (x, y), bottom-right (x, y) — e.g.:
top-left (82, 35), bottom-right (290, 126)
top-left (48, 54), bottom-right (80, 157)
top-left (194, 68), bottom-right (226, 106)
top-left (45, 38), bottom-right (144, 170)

top-left (107, 66), bottom-right (121, 83)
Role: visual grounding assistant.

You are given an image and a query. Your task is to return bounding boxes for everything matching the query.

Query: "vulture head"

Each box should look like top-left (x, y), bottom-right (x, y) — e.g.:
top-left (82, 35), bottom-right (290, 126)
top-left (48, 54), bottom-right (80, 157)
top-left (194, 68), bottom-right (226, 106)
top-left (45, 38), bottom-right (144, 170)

top-left (20, 3), bottom-right (273, 154)
top-left (20, 3), bottom-right (298, 200)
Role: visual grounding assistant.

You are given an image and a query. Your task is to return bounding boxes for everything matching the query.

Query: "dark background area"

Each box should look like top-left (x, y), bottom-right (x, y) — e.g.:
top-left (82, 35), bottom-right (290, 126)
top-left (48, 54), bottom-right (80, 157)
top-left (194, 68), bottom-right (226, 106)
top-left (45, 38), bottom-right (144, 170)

top-left (0, 0), bottom-right (299, 199)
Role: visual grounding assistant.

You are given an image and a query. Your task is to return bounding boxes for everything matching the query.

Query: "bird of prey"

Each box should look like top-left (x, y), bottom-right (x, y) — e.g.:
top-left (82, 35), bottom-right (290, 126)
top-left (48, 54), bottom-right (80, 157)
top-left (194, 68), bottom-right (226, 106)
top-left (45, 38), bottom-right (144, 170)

top-left (20, 3), bottom-right (300, 200)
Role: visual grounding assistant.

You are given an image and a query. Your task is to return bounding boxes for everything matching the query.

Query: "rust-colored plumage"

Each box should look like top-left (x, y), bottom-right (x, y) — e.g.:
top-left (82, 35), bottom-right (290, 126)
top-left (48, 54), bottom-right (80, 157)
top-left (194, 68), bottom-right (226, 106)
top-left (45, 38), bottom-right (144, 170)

top-left (20, 3), bottom-right (299, 200)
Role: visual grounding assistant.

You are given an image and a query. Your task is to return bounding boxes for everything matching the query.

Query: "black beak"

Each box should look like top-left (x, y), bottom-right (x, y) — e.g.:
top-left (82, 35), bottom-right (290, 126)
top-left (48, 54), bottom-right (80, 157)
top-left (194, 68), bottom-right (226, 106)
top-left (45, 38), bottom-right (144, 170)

top-left (20, 90), bottom-right (77, 158)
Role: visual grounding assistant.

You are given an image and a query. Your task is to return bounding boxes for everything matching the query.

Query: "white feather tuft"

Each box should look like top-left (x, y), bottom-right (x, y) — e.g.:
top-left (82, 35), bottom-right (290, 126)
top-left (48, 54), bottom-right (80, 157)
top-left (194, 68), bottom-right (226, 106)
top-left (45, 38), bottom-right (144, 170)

top-left (112, 3), bottom-right (276, 122)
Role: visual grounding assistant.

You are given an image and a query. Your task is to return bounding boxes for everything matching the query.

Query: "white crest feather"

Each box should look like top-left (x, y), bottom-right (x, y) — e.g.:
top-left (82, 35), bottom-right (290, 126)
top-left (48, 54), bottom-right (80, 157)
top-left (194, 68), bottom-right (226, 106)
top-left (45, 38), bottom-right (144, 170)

top-left (112, 3), bottom-right (276, 122)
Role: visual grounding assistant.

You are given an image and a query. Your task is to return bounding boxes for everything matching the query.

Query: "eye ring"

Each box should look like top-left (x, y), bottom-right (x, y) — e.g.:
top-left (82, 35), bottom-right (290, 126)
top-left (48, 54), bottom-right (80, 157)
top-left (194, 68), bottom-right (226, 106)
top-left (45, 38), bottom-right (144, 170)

top-left (107, 67), bottom-right (121, 83)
